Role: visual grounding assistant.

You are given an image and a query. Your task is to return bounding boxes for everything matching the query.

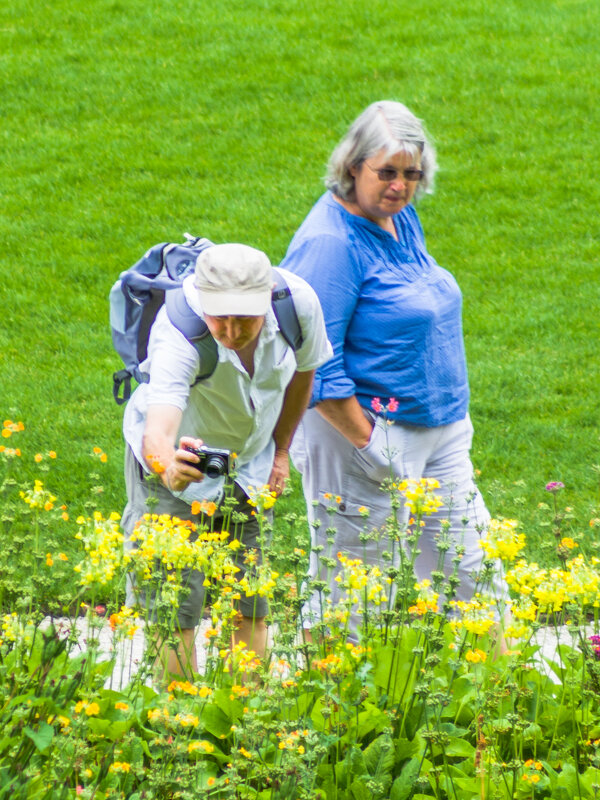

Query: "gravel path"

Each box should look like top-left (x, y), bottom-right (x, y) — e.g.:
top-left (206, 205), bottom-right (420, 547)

top-left (45, 616), bottom-right (583, 690)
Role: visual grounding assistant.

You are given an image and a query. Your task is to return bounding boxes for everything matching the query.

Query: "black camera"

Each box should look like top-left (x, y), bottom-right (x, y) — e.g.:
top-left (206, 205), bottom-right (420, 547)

top-left (182, 444), bottom-right (232, 479)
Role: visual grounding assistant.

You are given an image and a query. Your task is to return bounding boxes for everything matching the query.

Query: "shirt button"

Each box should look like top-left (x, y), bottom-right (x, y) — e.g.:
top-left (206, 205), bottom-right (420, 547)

top-left (338, 502), bottom-right (346, 512)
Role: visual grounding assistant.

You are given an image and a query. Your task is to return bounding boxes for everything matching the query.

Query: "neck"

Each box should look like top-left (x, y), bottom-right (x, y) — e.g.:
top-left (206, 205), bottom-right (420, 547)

top-left (333, 195), bottom-right (398, 240)
top-left (235, 337), bottom-right (259, 377)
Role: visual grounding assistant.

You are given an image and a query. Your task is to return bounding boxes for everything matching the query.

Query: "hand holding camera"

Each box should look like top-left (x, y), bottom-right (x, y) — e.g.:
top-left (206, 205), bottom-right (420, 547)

top-left (182, 443), bottom-right (232, 479)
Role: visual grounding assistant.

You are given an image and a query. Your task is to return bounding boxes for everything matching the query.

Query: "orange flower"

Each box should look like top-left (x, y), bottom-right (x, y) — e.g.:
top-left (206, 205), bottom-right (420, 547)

top-left (191, 500), bottom-right (217, 516)
top-left (147, 454), bottom-right (166, 474)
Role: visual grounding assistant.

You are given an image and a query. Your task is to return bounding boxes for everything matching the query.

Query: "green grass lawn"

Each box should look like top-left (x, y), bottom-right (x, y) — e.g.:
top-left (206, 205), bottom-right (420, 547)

top-left (1, 0), bottom-right (599, 587)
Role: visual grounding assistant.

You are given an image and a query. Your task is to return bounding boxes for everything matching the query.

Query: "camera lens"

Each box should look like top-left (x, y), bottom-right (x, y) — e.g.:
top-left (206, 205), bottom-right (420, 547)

top-left (205, 454), bottom-right (228, 479)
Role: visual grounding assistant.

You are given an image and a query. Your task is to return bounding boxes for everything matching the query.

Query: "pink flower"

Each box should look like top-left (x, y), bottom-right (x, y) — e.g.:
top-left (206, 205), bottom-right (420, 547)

top-left (371, 397), bottom-right (384, 414)
top-left (76, 788), bottom-right (84, 796)
top-left (545, 481), bottom-right (564, 493)
top-left (387, 398), bottom-right (399, 413)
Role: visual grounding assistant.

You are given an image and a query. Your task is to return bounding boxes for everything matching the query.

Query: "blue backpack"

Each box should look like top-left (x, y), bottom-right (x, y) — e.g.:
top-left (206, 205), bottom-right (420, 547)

top-left (110, 234), bottom-right (303, 405)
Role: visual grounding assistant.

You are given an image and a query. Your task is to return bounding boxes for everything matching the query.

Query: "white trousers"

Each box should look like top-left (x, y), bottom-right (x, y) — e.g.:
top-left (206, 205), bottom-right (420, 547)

top-left (290, 409), bottom-right (504, 630)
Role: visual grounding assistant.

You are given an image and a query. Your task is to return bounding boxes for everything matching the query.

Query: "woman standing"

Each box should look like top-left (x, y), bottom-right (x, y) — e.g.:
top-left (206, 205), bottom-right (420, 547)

top-left (281, 100), bottom-right (503, 632)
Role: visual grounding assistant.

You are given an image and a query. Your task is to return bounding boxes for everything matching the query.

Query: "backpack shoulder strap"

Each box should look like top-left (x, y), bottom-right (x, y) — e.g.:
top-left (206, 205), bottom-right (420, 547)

top-left (271, 268), bottom-right (304, 351)
top-left (164, 288), bottom-right (218, 381)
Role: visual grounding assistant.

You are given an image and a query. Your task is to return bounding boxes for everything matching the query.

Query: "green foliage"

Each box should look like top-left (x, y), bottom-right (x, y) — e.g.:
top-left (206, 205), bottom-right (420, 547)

top-left (1, 0), bottom-right (599, 561)
top-left (1, 449), bottom-right (600, 798)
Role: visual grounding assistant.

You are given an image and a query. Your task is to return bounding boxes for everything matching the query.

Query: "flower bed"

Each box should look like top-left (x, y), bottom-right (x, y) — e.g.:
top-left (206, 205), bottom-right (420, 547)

top-left (1, 419), bottom-right (600, 799)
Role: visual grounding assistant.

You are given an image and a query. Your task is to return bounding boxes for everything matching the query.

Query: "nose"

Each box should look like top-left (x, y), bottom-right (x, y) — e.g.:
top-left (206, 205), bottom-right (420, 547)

top-left (388, 175), bottom-right (407, 191)
top-left (223, 318), bottom-right (243, 341)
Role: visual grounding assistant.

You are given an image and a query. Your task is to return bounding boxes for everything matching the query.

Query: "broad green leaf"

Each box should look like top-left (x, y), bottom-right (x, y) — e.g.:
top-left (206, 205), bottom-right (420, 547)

top-left (355, 703), bottom-right (389, 740)
top-left (200, 702), bottom-right (233, 739)
top-left (394, 735), bottom-right (423, 763)
top-left (350, 778), bottom-right (371, 800)
top-left (87, 718), bottom-right (112, 737)
top-left (445, 738), bottom-right (476, 758)
top-left (391, 757), bottom-right (421, 800)
top-left (363, 734), bottom-right (394, 777)
top-left (24, 721), bottom-right (53, 752)
top-left (336, 745), bottom-right (367, 788)
top-left (212, 687), bottom-right (244, 721)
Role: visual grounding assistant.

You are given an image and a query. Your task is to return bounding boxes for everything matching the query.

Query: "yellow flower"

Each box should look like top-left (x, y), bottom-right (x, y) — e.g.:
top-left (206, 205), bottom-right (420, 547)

top-left (559, 537), bottom-right (578, 550)
top-left (396, 478), bottom-right (443, 516)
top-left (167, 680), bottom-right (198, 696)
top-left (246, 485), bottom-right (277, 510)
top-left (74, 700), bottom-right (100, 716)
top-left (465, 649), bottom-right (487, 664)
top-left (480, 518), bottom-right (525, 562)
top-left (174, 712), bottom-right (199, 728)
top-left (20, 480), bottom-right (57, 511)
top-left (114, 702), bottom-right (129, 711)
top-left (109, 762), bottom-right (131, 773)
top-left (188, 740), bottom-right (215, 754)
top-left (34, 453), bottom-right (43, 463)
top-left (238, 746), bottom-right (252, 759)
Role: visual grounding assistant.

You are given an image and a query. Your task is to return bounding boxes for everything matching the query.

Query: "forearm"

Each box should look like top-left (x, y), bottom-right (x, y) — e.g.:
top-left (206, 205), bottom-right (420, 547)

top-left (268, 370), bottom-right (315, 495)
top-left (272, 370), bottom-right (315, 453)
top-left (142, 404), bottom-right (203, 492)
top-left (315, 396), bottom-right (373, 449)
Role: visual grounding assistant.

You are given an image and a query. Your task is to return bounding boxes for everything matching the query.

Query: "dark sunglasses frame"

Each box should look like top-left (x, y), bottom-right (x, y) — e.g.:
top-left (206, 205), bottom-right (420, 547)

top-left (364, 163), bottom-right (424, 182)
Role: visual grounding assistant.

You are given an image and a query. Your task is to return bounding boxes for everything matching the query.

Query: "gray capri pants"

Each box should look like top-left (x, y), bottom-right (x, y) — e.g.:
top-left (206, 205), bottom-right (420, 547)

top-left (290, 409), bottom-right (506, 630)
top-left (121, 446), bottom-right (268, 628)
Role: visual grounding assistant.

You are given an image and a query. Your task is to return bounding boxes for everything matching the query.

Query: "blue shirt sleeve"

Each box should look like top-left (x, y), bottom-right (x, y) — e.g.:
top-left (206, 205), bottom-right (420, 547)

top-left (280, 232), bottom-right (364, 401)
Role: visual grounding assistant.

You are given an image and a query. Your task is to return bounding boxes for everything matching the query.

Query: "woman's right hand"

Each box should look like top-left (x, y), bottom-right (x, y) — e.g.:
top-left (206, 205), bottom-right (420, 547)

top-left (315, 396), bottom-right (374, 448)
top-left (352, 418), bottom-right (393, 482)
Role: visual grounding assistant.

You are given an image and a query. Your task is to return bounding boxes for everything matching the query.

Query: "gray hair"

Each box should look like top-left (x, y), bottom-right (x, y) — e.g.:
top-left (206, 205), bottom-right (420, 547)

top-left (325, 100), bottom-right (437, 202)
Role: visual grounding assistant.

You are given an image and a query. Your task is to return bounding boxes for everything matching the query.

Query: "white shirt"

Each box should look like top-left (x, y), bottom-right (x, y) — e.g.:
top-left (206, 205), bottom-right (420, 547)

top-left (123, 268), bottom-right (332, 503)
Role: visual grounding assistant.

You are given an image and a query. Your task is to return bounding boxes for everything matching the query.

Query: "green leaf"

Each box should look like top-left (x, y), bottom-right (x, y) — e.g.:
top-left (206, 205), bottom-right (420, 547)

top-left (350, 778), bottom-right (371, 800)
top-left (363, 735), bottom-right (394, 777)
top-left (355, 702), bottom-right (389, 740)
top-left (522, 722), bottom-right (542, 742)
top-left (200, 702), bottom-right (233, 739)
top-left (445, 738), bottom-right (476, 758)
top-left (87, 718), bottom-right (112, 737)
top-left (391, 757), bottom-right (421, 800)
top-left (553, 762), bottom-right (579, 799)
top-left (213, 687), bottom-right (244, 721)
top-left (336, 745), bottom-right (367, 788)
top-left (24, 721), bottom-right (54, 752)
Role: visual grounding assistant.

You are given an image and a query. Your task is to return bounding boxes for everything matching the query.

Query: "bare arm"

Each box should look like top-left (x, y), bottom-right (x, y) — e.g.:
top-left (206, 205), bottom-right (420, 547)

top-left (315, 396), bottom-right (373, 449)
top-left (142, 404), bottom-right (205, 493)
top-left (268, 369), bottom-right (315, 495)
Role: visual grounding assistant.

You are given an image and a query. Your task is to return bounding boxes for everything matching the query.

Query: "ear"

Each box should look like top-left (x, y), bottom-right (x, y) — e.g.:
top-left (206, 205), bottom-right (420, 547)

top-left (349, 164), bottom-right (358, 178)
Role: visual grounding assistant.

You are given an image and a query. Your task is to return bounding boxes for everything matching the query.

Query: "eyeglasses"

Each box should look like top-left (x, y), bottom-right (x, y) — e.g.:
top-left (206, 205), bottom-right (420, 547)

top-left (364, 162), bottom-right (424, 183)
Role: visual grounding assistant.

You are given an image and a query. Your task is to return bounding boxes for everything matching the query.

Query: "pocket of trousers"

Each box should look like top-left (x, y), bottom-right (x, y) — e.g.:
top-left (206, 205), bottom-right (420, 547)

top-left (352, 419), bottom-right (393, 483)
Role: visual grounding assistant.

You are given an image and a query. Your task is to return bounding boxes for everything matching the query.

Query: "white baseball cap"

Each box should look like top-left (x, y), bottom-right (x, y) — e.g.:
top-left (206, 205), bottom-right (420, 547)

top-left (193, 243), bottom-right (272, 316)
